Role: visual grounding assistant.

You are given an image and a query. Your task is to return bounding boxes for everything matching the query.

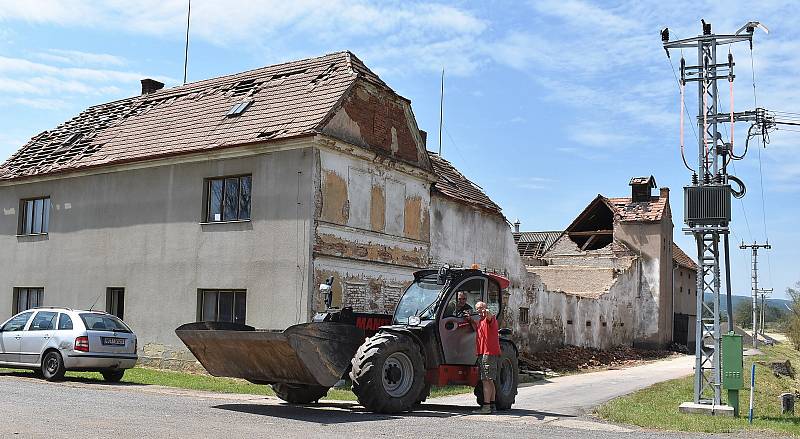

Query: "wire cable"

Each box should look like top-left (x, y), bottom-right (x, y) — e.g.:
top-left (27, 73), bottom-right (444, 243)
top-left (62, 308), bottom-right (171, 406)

top-left (668, 55), bottom-right (696, 172)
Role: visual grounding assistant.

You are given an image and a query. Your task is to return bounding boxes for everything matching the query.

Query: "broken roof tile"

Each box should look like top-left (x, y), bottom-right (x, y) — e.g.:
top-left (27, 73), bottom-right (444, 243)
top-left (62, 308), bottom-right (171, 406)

top-left (428, 152), bottom-right (503, 218)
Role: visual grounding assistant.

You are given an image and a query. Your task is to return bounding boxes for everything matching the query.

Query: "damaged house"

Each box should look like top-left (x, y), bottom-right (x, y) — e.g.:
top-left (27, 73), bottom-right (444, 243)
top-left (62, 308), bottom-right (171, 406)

top-left (0, 52), bottom-right (439, 367)
top-left (0, 51), bottom-right (542, 367)
top-left (511, 176), bottom-right (698, 351)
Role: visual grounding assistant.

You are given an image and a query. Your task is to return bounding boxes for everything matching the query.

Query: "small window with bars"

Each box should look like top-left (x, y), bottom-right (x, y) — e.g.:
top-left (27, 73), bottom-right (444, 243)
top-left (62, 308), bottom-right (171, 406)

top-left (19, 197), bottom-right (51, 235)
top-left (198, 289), bottom-right (246, 324)
top-left (518, 307), bottom-right (530, 324)
top-left (205, 175), bottom-right (252, 222)
top-left (13, 287), bottom-right (43, 313)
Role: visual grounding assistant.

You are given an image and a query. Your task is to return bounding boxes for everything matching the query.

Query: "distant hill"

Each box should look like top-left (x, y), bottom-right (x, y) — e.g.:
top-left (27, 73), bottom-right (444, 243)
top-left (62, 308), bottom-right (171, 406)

top-left (703, 293), bottom-right (792, 312)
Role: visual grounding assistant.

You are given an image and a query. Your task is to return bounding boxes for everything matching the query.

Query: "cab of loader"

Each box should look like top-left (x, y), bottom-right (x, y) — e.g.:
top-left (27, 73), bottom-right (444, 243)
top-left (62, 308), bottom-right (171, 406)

top-left (349, 266), bottom-right (518, 414)
top-left (391, 267), bottom-right (505, 366)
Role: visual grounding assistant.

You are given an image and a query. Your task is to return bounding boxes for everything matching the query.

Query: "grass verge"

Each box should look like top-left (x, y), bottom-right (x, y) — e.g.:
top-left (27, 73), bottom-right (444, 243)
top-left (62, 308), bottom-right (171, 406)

top-left (596, 342), bottom-right (800, 436)
top-left (0, 367), bottom-right (472, 401)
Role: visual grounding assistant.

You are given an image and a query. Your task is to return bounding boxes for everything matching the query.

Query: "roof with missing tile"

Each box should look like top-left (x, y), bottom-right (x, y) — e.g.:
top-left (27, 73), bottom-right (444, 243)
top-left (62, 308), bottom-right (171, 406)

top-left (513, 231), bottom-right (561, 258)
top-left (673, 243), bottom-right (699, 270)
top-left (0, 51), bottom-right (391, 181)
top-left (428, 152), bottom-right (504, 218)
top-left (606, 195), bottom-right (669, 222)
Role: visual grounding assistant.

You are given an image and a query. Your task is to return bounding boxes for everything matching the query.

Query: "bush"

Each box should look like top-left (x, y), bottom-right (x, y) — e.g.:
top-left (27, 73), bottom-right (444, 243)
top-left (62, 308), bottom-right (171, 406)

top-left (787, 282), bottom-right (800, 351)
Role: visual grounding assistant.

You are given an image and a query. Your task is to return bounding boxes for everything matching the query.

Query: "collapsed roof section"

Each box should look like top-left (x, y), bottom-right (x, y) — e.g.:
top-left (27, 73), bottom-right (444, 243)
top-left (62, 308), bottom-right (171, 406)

top-left (513, 231), bottom-right (561, 259)
top-left (0, 51), bottom-right (431, 181)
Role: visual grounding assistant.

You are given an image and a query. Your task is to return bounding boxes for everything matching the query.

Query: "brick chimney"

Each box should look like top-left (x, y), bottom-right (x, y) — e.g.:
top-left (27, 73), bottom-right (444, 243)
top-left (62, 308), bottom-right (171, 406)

top-left (141, 78), bottom-right (164, 95)
top-left (513, 219), bottom-right (521, 233)
top-left (660, 186), bottom-right (669, 200)
top-left (629, 175), bottom-right (657, 202)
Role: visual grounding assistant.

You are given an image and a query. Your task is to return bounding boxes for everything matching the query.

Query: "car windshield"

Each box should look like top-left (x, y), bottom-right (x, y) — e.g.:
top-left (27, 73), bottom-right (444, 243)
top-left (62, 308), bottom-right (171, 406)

top-left (79, 313), bottom-right (132, 333)
top-left (394, 276), bottom-right (443, 323)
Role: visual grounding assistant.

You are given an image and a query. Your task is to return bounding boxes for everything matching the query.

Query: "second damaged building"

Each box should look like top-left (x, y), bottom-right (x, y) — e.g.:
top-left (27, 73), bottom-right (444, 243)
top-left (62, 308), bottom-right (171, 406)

top-left (510, 176), bottom-right (696, 351)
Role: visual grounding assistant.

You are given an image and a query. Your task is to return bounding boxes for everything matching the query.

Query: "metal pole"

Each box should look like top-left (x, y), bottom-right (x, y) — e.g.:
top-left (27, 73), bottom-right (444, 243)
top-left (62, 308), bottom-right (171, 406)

top-left (664, 21), bottom-right (759, 409)
top-left (740, 242), bottom-right (770, 348)
top-left (438, 69), bottom-right (444, 156)
top-left (183, 0), bottom-right (191, 85)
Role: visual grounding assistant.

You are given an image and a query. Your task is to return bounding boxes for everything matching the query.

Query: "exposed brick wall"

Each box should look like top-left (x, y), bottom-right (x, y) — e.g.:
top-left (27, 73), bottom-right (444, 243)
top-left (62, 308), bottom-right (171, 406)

top-left (323, 82), bottom-right (427, 170)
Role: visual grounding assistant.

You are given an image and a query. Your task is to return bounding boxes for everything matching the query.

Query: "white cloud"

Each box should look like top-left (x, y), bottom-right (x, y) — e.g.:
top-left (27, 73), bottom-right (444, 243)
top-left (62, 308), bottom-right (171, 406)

top-left (34, 49), bottom-right (127, 67)
top-left (510, 176), bottom-right (556, 190)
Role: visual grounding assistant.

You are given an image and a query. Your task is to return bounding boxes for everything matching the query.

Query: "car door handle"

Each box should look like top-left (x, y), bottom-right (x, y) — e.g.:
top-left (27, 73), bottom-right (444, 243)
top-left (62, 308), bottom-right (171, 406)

top-left (14, 336), bottom-right (21, 340)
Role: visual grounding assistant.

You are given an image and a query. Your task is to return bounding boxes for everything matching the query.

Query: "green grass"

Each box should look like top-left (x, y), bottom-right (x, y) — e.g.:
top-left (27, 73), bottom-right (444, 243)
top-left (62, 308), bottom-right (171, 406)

top-left (0, 366), bottom-right (472, 401)
top-left (596, 342), bottom-right (800, 436)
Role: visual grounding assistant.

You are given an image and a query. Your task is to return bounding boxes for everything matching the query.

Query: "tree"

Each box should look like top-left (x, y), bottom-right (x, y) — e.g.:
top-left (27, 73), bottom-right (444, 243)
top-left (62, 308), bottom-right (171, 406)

top-left (734, 301), bottom-right (755, 329)
top-left (787, 282), bottom-right (800, 351)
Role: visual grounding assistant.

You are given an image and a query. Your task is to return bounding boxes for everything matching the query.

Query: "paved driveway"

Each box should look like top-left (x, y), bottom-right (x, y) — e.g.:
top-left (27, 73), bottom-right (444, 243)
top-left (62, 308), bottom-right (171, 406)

top-left (429, 354), bottom-right (695, 416)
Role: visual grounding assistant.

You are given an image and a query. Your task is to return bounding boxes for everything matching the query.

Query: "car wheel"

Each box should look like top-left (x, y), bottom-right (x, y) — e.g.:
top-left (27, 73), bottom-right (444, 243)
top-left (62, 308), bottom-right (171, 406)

top-left (41, 351), bottom-right (66, 381)
top-left (101, 370), bottom-right (125, 383)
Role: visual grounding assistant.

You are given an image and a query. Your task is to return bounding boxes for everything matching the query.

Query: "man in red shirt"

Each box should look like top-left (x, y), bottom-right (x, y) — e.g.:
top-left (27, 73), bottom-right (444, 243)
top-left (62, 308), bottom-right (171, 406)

top-left (466, 301), bottom-right (500, 414)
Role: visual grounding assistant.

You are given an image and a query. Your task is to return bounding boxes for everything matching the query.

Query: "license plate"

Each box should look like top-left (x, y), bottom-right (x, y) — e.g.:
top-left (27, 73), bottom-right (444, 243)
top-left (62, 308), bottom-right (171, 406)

top-left (102, 337), bottom-right (126, 346)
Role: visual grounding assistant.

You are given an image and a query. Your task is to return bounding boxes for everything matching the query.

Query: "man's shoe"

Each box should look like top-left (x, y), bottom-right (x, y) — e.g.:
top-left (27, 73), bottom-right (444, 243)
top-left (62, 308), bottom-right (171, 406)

top-left (472, 404), bottom-right (492, 415)
top-left (490, 403), bottom-right (497, 413)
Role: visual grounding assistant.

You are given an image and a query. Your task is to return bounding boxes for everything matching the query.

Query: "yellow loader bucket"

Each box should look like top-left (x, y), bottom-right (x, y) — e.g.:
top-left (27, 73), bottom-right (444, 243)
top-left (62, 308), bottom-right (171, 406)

top-left (175, 321), bottom-right (365, 388)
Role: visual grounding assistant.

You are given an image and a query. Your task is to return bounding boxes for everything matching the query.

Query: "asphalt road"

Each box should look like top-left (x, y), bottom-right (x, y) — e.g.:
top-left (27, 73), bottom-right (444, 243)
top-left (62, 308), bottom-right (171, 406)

top-left (0, 356), bottom-right (780, 439)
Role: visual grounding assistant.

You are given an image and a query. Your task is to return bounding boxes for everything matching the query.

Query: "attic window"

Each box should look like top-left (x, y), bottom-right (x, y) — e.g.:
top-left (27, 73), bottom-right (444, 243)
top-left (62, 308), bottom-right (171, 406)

top-left (567, 199), bottom-right (614, 250)
top-left (227, 100), bottom-right (253, 117)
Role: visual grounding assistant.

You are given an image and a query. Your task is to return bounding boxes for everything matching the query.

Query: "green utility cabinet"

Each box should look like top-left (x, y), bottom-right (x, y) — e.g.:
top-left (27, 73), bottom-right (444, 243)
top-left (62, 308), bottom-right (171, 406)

top-left (721, 332), bottom-right (743, 416)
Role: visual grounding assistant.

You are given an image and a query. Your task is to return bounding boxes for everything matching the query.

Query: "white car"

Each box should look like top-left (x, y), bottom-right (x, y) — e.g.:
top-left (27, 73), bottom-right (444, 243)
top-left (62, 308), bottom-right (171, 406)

top-left (0, 307), bottom-right (137, 381)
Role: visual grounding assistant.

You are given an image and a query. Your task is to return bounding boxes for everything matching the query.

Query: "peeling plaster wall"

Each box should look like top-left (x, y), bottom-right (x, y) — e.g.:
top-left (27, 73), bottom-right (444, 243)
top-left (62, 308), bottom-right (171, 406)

top-left (312, 146), bottom-right (432, 313)
top-left (614, 219), bottom-right (674, 348)
top-left (0, 147), bottom-right (316, 369)
top-left (429, 196), bottom-right (512, 271)
top-left (430, 194), bottom-right (640, 354)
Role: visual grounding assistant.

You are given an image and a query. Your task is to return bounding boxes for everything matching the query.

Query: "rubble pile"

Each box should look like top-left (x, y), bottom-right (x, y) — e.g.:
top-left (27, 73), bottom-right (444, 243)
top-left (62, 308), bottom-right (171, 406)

top-left (521, 345), bottom-right (675, 373)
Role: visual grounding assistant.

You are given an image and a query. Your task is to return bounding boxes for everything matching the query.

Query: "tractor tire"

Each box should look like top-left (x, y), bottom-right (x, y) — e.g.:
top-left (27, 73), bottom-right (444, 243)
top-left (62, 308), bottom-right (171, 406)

top-left (415, 382), bottom-right (432, 406)
top-left (272, 383), bottom-right (330, 404)
top-left (474, 341), bottom-right (519, 410)
top-left (350, 332), bottom-right (426, 414)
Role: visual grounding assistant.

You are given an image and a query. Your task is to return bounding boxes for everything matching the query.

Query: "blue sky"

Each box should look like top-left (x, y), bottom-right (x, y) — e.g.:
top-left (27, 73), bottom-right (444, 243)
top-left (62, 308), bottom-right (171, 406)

top-left (0, 1), bottom-right (797, 300)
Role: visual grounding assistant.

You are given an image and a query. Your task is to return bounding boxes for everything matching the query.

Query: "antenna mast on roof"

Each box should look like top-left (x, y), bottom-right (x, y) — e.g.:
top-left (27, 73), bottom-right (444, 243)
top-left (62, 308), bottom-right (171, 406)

top-left (438, 68), bottom-right (444, 156)
top-left (183, 0), bottom-right (191, 84)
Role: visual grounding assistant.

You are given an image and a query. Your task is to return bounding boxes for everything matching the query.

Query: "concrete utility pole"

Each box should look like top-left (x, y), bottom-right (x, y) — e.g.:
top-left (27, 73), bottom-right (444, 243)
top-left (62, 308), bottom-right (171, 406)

top-left (662, 20), bottom-right (766, 410)
top-left (739, 241), bottom-right (771, 348)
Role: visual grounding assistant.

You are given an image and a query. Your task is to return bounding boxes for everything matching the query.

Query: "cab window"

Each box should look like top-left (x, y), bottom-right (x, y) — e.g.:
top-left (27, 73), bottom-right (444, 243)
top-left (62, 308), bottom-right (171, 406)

top-left (2, 311), bottom-right (33, 331)
top-left (29, 311), bottom-right (57, 331)
top-left (57, 313), bottom-right (73, 330)
top-left (443, 278), bottom-right (484, 317)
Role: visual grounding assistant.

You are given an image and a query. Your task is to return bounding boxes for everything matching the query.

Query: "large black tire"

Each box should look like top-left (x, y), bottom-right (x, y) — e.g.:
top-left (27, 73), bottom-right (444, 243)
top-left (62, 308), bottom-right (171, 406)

top-left (272, 383), bottom-right (330, 404)
top-left (41, 350), bottom-right (65, 381)
top-left (350, 332), bottom-right (426, 413)
top-left (101, 370), bottom-right (125, 383)
top-left (415, 382), bottom-right (432, 406)
top-left (474, 341), bottom-right (519, 410)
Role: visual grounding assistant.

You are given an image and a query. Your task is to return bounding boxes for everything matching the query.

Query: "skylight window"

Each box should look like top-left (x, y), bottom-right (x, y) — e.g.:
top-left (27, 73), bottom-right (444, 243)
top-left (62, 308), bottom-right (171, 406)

top-left (226, 100), bottom-right (253, 117)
